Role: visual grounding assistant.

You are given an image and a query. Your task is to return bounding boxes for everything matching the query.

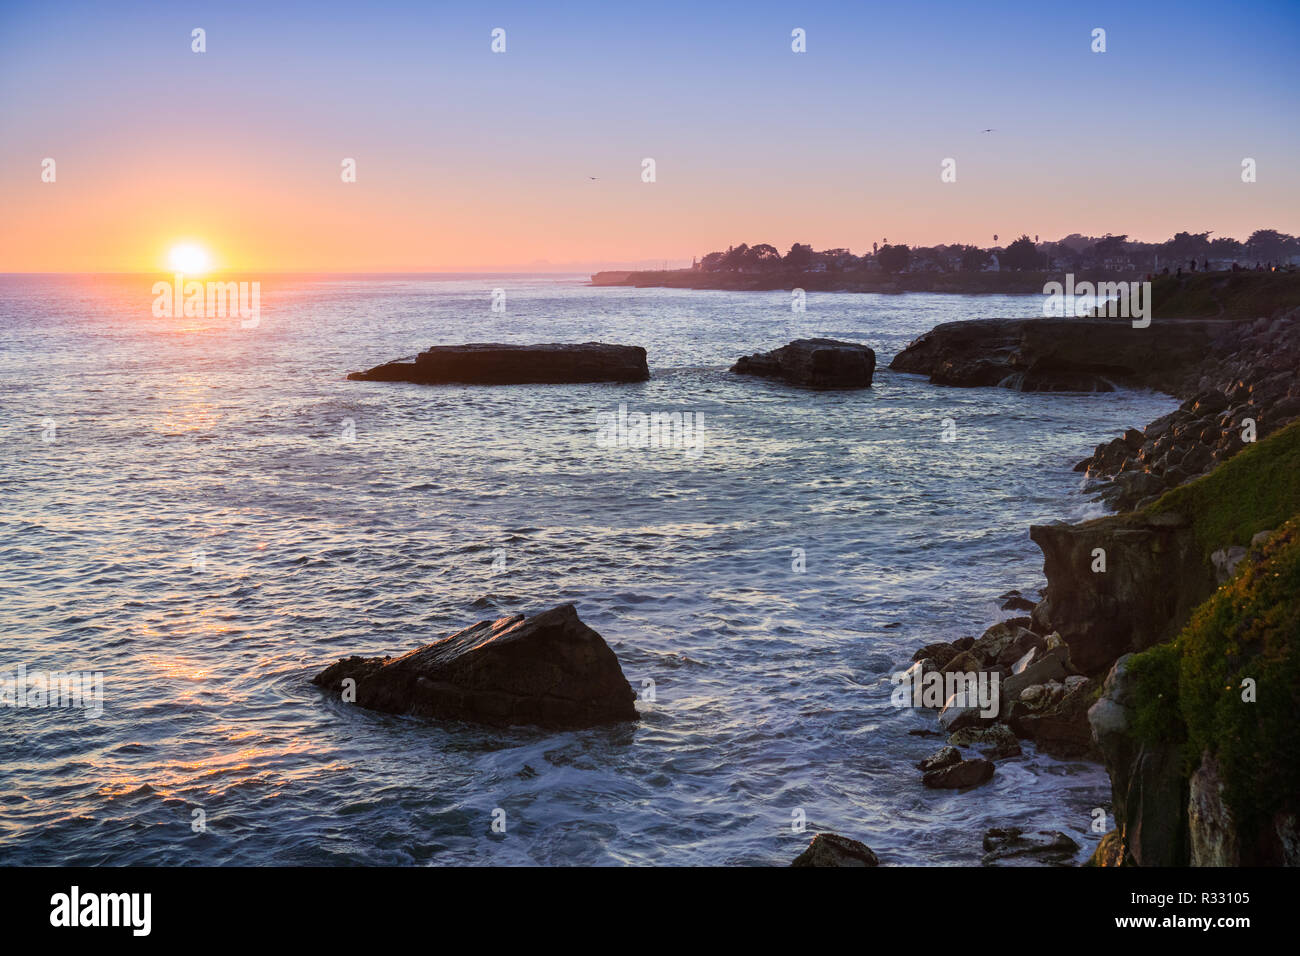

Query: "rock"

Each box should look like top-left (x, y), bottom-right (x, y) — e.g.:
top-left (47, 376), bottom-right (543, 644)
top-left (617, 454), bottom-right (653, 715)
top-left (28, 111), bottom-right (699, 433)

top-left (1010, 676), bottom-right (1099, 759)
top-left (1188, 752), bottom-right (1239, 866)
top-left (312, 604), bottom-right (639, 728)
top-left (912, 641), bottom-right (958, 669)
top-left (922, 757), bottom-right (995, 789)
top-left (917, 745), bottom-right (962, 772)
top-left (1250, 529), bottom-right (1274, 549)
top-left (1086, 830), bottom-right (1126, 866)
top-left (948, 722), bottom-right (1022, 759)
top-left (790, 833), bottom-right (880, 867)
top-left (347, 342), bottom-right (650, 385)
top-left (938, 691), bottom-right (996, 732)
top-left (731, 338), bottom-right (875, 388)
top-left (947, 620), bottom-right (1037, 673)
top-left (998, 590), bottom-right (1037, 612)
top-left (1211, 545), bottom-right (1249, 584)
top-left (1030, 514), bottom-right (1214, 674)
top-left (889, 317), bottom-right (1226, 394)
top-left (981, 827), bottom-right (1080, 864)
top-left (1087, 656), bottom-right (1190, 865)
top-left (1002, 653), bottom-right (1067, 703)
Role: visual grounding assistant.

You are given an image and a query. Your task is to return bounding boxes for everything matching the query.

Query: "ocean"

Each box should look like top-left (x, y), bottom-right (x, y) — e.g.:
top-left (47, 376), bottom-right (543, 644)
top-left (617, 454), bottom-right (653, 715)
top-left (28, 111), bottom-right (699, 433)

top-left (0, 274), bottom-right (1177, 865)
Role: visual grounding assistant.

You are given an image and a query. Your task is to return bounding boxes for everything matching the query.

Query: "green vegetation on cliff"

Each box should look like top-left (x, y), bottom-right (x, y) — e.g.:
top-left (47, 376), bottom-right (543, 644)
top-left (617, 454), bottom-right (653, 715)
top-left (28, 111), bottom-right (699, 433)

top-left (1129, 420), bottom-right (1300, 835)
top-left (1148, 418), bottom-right (1300, 559)
top-left (1150, 271), bottom-right (1300, 320)
top-left (1177, 516), bottom-right (1300, 829)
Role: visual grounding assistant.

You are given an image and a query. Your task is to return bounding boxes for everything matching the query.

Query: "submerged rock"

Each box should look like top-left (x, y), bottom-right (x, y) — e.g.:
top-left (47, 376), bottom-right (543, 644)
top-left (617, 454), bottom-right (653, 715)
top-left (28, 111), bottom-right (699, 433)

top-left (347, 342), bottom-right (650, 385)
top-left (731, 338), bottom-right (875, 388)
top-left (312, 604), bottom-right (639, 728)
top-left (982, 827), bottom-right (1080, 865)
top-left (791, 833), bottom-right (880, 867)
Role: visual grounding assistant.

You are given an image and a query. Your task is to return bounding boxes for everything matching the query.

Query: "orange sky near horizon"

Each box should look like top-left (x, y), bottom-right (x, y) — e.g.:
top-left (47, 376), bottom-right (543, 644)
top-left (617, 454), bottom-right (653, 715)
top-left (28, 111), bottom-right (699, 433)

top-left (2, 2), bottom-right (1297, 273)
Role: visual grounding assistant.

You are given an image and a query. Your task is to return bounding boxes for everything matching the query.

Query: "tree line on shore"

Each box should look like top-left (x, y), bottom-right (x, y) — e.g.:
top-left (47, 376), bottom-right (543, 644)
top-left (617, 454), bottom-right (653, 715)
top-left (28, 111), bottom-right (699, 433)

top-left (694, 230), bottom-right (1299, 275)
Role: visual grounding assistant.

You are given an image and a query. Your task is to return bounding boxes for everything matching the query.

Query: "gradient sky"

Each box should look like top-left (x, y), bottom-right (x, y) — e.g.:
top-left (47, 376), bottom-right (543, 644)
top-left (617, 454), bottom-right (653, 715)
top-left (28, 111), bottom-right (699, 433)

top-left (1, 0), bottom-right (1297, 272)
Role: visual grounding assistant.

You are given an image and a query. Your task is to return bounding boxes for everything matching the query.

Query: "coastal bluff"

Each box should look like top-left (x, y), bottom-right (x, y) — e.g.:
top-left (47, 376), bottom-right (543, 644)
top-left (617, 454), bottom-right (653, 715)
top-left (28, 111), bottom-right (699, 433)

top-left (313, 604), bottom-right (639, 729)
top-left (347, 342), bottom-right (649, 385)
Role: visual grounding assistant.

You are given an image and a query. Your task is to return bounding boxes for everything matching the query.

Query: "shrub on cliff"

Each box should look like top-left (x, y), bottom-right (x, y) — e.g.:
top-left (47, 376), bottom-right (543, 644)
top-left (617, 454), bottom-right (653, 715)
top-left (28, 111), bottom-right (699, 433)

top-left (1148, 418), bottom-right (1300, 560)
top-left (1176, 516), bottom-right (1300, 832)
top-left (1128, 515), bottom-right (1300, 837)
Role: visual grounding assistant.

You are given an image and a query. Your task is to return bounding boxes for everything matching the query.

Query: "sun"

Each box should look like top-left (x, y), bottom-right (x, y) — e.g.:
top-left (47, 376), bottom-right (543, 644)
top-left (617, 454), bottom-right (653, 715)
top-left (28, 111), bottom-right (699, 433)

top-left (167, 242), bottom-right (212, 275)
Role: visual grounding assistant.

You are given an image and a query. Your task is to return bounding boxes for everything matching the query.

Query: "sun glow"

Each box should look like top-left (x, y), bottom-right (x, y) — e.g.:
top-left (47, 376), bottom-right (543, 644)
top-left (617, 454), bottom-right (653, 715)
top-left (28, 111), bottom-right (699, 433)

top-left (167, 243), bottom-right (212, 275)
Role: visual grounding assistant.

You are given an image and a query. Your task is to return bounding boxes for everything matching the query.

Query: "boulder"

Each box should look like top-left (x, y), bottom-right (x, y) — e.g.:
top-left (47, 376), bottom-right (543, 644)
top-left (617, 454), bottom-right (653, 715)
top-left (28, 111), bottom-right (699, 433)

top-left (981, 827), bottom-right (1079, 865)
top-left (731, 338), bottom-right (875, 388)
top-left (912, 641), bottom-right (959, 669)
top-left (1009, 676), bottom-right (1099, 759)
top-left (791, 833), bottom-right (880, 867)
top-left (312, 604), bottom-right (639, 728)
top-left (917, 746), bottom-right (962, 773)
top-left (922, 757), bottom-right (995, 789)
top-left (948, 723), bottom-right (1022, 760)
top-left (347, 342), bottom-right (650, 385)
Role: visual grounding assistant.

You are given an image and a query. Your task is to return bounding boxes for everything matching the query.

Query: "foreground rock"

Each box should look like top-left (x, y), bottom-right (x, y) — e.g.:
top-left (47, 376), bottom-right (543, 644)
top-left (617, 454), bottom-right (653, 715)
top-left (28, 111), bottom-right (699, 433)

top-left (790, 833), bottom-right (880, 867)
top-left (347, 342), bottom-right (650, 385)
top-left (312, 604), bottom-right (638, 728)
top-left (731, 338), bottom-right (875, 388)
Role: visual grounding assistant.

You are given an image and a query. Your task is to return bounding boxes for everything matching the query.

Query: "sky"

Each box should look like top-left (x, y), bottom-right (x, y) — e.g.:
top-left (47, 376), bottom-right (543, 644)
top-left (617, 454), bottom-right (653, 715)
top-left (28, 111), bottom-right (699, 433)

top-left (1, 0), bottom-right (1298, 272)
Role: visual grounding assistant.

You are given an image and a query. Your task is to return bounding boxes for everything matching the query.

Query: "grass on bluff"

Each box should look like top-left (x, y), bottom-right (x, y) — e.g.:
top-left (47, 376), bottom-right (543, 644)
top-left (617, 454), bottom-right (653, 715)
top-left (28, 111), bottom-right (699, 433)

top-left (1148, 418), bottom-right (1300, 559)
top-left (1149, 270), bottom-right (1300, 320)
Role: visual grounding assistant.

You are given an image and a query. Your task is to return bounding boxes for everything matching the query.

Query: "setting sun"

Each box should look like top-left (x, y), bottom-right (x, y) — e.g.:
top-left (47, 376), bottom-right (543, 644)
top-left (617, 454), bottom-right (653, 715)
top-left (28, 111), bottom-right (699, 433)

top-left (167, 243), bottom-right (212, 275)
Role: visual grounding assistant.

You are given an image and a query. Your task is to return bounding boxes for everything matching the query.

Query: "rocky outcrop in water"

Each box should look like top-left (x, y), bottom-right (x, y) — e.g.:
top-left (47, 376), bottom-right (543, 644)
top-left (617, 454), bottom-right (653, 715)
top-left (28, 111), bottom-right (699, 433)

top-left (312, 604), bottom-right (639, 728)
top-left (731, 338), bottom-right (875, 388)
top-left (790, 832), bottom-right (880, 866)
top-left (889, 317), bottom-right (1226, 393)
top-left (347, 342), bottom-right (650, 385)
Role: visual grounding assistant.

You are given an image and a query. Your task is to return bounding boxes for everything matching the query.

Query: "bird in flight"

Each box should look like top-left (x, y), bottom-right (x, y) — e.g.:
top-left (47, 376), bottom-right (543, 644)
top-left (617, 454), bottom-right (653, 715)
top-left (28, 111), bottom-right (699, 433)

top-left (981, 128), bottom-right (996, 133)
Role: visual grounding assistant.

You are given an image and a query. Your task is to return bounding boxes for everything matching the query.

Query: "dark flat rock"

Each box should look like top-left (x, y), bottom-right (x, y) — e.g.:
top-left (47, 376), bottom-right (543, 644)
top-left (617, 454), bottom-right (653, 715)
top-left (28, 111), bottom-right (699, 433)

top-left (312, 604), bottom-right (639, 728)
top-left (347, 342), bottom-right (649, 385)
top-left (889, 317), bottom-right (1228, 393)
top-left (731, 338), bottom-right (876, 388)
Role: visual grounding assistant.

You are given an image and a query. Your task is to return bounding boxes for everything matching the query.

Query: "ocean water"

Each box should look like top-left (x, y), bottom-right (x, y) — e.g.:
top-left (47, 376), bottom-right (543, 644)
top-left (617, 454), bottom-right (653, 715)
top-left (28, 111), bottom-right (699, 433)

top-left (0, 274), bottom-right (1177, 866)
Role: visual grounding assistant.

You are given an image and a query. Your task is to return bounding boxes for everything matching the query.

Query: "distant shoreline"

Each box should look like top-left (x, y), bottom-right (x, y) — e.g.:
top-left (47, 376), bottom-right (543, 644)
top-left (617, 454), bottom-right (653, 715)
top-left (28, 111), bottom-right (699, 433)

top-left (589, 268), bottom-right (1145, 295)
